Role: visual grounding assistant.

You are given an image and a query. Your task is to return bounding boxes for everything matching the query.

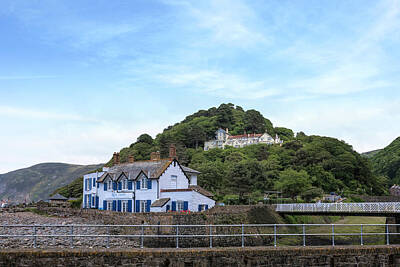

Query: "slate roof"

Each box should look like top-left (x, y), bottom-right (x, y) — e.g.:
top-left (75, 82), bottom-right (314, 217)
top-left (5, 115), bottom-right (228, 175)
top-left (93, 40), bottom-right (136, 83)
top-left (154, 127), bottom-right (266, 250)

top-left (48, 193), bottom-right (68, 201)
top-left (97, 159), bottom-right (200, 183)
top-left (189, 185), bottom-right (214, 197)
top-left (150, 198), bottom-right (170, 207)
top-left (228, 133), bottom-right (262, 139)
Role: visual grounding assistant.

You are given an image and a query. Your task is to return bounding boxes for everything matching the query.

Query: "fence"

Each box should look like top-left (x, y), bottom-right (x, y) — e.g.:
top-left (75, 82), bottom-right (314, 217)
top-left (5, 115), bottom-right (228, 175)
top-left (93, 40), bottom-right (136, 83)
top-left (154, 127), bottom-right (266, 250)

top-left (1, 223), bottom-right (399, 248)
top-left (275, 202), bottom-right (400, 213)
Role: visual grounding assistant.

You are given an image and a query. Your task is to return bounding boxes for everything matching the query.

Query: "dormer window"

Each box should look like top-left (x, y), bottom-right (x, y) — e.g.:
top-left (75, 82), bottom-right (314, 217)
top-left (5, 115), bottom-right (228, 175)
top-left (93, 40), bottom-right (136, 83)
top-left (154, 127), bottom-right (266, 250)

top-left (122, 179), bottom-right (127, 190)
top-left (141, 177), bottom-right (148, 189)
top-left (108, 180), bottom-right (112, 190)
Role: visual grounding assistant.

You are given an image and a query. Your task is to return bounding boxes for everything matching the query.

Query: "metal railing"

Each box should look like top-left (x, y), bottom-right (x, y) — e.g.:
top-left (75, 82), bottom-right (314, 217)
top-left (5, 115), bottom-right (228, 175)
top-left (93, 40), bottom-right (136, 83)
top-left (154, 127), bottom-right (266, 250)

top-left (0, 223), bottom-right (399, 248)
top-left (275, 202), bottom-right (400, 213)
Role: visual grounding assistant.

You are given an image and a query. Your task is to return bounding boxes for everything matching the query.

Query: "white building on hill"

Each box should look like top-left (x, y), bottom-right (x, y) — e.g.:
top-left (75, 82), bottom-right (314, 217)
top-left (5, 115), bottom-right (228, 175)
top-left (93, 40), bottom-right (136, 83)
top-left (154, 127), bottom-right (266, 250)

top-left (82, 145), bottom-right (215, 213)
top-left (204, 128), bottom-right (282, 151)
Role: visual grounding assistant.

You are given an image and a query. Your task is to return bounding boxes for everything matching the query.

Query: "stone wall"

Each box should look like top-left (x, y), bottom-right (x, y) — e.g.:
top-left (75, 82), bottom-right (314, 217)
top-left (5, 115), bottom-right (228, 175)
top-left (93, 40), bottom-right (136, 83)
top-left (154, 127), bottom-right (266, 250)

top-left (1, 246), bottom-right (400, 267)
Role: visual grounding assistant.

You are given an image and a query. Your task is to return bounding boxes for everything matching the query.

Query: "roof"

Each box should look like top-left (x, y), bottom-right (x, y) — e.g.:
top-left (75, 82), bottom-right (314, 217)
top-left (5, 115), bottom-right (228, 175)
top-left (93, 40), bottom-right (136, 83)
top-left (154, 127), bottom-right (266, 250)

top-left (161, 185), bottom-right (214, 198)
top-left (48, 193), bottom-right (68, 201)
top-left (228, 133), bottom-right (262, 139)
top-left (151, 198), bottom-right (170, 207)
top-left (97, 159), bottom-right (200, 183)
top-left (189, 185), bottom-right (214, 197)
top-left (181, 166), bottom-right (201, 174)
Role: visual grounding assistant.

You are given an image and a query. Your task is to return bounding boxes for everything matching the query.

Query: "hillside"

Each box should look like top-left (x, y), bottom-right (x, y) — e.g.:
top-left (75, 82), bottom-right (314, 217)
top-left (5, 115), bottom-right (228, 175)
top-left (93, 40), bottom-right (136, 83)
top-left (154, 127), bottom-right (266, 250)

top-left (0, 163), bottom-right (103, 202)
top-left (362, 149), bottom-right (383, 158)
top-left (370, 137), bottom-right (400, 185)
top-left (84, 103), bottom-right (385, 203)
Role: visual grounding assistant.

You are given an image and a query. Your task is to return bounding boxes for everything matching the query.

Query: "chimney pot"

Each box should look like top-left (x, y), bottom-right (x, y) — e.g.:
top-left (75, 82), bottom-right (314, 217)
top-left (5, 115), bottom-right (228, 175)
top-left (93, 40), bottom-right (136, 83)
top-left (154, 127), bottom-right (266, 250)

top-left (150, 151), bottom-right (161, 161)
top-left (128, 155), bottom-right (134, 163)
top-left (113, 152), bottom-right (117, 165)
top-left (116, 152), bottom-right (120, 165)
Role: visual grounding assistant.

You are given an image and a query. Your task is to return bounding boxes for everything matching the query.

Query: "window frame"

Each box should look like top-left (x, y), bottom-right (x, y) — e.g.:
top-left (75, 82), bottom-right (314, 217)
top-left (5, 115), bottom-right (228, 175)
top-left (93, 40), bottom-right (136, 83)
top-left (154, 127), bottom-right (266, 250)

top-left (108, 180), bottom-right (112, 190)
top-left (141, 177), bottom-right (148, 190)
top-left (176, 200), bottom-right (184, 212)
top-left (107, 201), bottom-right (112, 211)
top-left (140, 200), bottom-right (147, 212)
top-left (122, 179), bottom-right (127, 190)
top-left (122, 200), bottom-right (128, 212)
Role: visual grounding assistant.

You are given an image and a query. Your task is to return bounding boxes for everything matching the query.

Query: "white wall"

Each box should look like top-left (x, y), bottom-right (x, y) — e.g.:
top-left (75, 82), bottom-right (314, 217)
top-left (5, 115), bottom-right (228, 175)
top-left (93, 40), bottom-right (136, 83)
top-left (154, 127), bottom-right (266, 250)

top-left (158, 162), bottom-right (189, 190)
top-left (160, 191), bottom-right (215, 212)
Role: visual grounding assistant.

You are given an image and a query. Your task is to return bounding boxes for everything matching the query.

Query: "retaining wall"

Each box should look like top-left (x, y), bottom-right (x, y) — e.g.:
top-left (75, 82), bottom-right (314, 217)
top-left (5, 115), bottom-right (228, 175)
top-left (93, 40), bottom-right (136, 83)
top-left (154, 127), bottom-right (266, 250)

top-left (1, 246), bottom-right (400, 267)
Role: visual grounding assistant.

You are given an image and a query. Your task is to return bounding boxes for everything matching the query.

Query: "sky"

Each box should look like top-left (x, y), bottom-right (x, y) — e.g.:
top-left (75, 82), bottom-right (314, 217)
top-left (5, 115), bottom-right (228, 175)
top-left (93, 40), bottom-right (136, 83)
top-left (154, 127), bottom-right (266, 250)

top-left (0, 0), bottom-right (400, 173)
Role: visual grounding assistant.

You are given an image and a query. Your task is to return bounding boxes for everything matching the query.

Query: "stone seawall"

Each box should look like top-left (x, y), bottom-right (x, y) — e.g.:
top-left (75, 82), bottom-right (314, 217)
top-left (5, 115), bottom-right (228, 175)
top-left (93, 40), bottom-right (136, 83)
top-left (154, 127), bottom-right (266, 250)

top-left (1, 246), bottom-right (400, 267)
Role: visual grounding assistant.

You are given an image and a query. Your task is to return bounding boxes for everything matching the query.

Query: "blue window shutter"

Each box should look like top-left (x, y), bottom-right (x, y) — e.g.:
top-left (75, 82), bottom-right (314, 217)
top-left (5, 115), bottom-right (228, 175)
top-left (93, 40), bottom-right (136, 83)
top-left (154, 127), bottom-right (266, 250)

top-left (96, 196), bottom-right (99, 209)
top-left (128, 181), bottom-right (132, 190)
top-left (147, 180), bottom-right (152, 189)
top-left (146, 200), bottom-right (151, 212)
top-left (128, 200), bottom-right (132, 212)
top-left (184, 201), bottom-right (188, 211)
top-left (117, 200), bottom-right (122, 212)
top-left (172, 201), bottom-right (176, 211)
top-left (135, 200), bottom-right (140, 212)
top-left (104, 183), bottom-right (107, 191)
top-left (166, 205), bottom-right (170, 212)
top-left (198, 205), bottom-right (201, 212)
top-left (136, 181), bottom-right (140, 190)
top-left (112, 200), bottom-right (116, 211)
top-left (84, 179), bottom-right (87, 191)
top-left (89, 178), bottom-right (92, 190)
top-left (103, 200), bottom-right (107, 210)
top-left (113, 182), bottom-right (117, 190)
top-left (97, 182), bottom-right (100, 188)
top-left (88, 195), bottom-right (91, 207)
top-left (118, 182), bottom-right (122, 190)
top-left (93, 178), bottom-right (96, 187)
top-left (205, 205), bottom-right (209, 210)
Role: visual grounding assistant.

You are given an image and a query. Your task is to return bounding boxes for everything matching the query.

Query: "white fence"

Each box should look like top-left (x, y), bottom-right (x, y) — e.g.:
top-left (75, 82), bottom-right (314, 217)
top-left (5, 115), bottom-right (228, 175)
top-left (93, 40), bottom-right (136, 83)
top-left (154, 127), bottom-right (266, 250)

top-left (275, 202), bottom-right (400, 213)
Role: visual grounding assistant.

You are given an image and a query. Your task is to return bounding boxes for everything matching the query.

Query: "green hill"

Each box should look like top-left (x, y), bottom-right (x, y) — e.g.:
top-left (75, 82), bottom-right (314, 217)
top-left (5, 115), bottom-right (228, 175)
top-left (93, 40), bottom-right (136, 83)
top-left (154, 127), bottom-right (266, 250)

top-left (370, 137), bottom-right (400, 185)
top-left (93, 103), bottom-right (385, 202)
top-left (0, 163), bottom-right (103, 202)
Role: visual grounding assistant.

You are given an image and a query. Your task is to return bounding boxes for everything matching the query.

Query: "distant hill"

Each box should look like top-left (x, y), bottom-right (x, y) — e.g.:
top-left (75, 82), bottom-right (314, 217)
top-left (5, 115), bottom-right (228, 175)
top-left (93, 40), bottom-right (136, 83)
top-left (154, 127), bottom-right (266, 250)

top-left (370, 137), bottom-right (400, 185)
top-left (0, 163), bottom-right (103, 202)
top-left (362, 149), bottom-right (383, 158)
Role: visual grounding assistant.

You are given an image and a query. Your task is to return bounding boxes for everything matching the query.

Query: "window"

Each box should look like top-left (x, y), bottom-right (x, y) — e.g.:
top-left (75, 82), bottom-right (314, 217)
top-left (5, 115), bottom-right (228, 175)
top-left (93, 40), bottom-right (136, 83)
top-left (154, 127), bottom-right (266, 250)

top-left (122, 201), bottom-right (128, 212)
top-left (141, 177), bottom-right (147, 189)
top-left (91, 195), bottom-right (95, 207)
top-left (93, 178), bottom-right (96, 188)
top-left (122, 179), bottom-right (127, 190)
top-left (107, 201), bottom-right (112, 211)
top-left (177, 200), bottom-right (184, 212)
top-left (171, 175), bottom-right (177, 189)
top-left (140, 200), bottom-right (147, 212)
top-left (108, 180), bottom-right (112, 190)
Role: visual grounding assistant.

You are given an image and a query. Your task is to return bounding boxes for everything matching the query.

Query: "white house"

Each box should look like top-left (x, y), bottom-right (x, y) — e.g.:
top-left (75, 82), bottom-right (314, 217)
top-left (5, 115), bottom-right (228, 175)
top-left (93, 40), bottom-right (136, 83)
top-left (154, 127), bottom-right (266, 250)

top-left (82, 145), bottom-right (215, 213)
top-left (204, 128), bottom-right (282, 151)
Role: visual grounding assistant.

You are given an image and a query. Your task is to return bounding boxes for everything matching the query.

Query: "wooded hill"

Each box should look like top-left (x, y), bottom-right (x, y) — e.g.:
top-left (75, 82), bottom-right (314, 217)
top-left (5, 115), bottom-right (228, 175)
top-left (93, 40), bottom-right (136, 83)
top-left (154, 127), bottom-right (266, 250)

top-left (57, 103), bottom-right (387, 203)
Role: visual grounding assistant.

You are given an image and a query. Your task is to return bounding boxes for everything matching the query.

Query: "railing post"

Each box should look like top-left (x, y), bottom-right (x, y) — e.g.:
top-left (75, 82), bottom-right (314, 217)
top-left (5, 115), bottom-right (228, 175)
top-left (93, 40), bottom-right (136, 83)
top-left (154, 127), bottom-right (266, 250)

top-left (274, 224), bottom-right (277, 247)
top-left (360, 225), bottom-right (363, 246)
top-left (70, 226), bottom-right (74, 248)
top-left (176, 225), bottom-right (179, 248)
top-left (209, 225), bottom-right (213, 248)
top-left (302, 224), bottom-right (306, 246)
top-left (33, 226), bottom-right (37, 248)
top-left (106, 226), bottom-right (110, 248)
top-left (386, 224), bottom-right (390, 245)
top-left (332, 224), bottom-right (335, 246)
top-left (241, 224), bottom-right (245, 247)
top-left (141, 224), bottom-right (144, 248)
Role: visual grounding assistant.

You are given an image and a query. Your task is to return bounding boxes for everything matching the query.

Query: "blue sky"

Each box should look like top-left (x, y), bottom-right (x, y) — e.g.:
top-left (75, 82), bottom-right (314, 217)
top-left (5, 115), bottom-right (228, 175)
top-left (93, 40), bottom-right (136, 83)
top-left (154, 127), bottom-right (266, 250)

top-left (1, 0), bottom-right (400, 173)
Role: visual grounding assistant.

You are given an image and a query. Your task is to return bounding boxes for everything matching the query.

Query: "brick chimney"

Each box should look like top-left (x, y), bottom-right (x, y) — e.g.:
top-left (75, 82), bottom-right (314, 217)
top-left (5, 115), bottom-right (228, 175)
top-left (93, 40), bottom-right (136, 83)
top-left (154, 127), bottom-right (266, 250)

top-left (116, 152), bottom-right (120, 165)
top-left (113, 152), bottom-right (117, 165)
top-left (169, 144), bottom-right (177, 160)
top-left (128, 155), bottom-right (135, 163)
top-left (150, 151), bottom-right (161, 161)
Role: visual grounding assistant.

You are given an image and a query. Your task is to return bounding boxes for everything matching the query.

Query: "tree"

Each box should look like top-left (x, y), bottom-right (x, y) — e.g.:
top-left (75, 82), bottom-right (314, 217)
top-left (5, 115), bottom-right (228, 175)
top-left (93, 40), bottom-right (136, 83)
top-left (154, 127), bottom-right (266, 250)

top-left (136, 134), bottom-right (153, 145)
top-left (244, 109), bottom-right (266, 133)
top-left (274, 127), bottom-right (294, 141)
top-left (274, 169), bottom-right (312, 200)
top-left (301, 187), bottom-right (324, 202)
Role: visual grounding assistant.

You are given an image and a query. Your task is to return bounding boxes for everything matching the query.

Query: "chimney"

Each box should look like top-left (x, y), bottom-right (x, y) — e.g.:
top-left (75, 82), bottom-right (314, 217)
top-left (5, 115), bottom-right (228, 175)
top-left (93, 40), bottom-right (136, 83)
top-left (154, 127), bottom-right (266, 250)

top-left (150, 151), bottom-right (161, 161)
top-left (128, 155), bottom-right (135, 163)
top-left (116, 152), bottom-right (120, 165)
top-left (169, 144), bottom-right (177, 160)
top-left (113, 152), bottom-right (117, 165)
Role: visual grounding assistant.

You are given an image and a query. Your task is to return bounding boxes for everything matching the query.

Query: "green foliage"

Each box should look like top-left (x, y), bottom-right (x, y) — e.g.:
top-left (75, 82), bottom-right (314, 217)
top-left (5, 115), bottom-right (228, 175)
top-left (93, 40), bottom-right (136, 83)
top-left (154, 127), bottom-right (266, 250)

top-left (135, 134), bottom-right (154, 145)
top-left (301, 187), bottom-right (324, 202)
top-left (275, 169), bottom-right (312, 200)
top-left (370, 137), bottom-right (400, 186)
top-left (69, 196), bottom-right (83, 209)
top-left (274, 127), bottom-right (294, 141)
top-left (53, 176), bottom-right (84, 198)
